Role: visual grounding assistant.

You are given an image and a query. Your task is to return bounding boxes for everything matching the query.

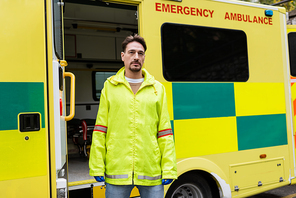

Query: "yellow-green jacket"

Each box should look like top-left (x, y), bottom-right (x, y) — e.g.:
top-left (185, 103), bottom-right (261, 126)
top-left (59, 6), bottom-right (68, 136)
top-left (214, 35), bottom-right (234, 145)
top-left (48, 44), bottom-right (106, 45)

top-left (89, 67), bottom-right (177, 186)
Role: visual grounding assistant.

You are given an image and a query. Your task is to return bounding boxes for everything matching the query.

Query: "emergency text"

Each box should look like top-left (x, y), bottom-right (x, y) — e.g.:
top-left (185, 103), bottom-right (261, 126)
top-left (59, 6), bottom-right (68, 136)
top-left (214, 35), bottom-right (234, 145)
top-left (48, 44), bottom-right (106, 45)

top-left (155, 3), bottom-right (214, 18)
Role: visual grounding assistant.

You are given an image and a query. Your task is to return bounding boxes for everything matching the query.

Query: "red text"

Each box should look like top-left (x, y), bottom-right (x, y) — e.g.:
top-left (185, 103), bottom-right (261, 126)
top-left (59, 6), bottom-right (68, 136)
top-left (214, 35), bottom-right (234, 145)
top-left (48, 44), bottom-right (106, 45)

top-left (225, 12), bottom-right (273, 25)
top-left (156, 3), bottom-right (214, 18)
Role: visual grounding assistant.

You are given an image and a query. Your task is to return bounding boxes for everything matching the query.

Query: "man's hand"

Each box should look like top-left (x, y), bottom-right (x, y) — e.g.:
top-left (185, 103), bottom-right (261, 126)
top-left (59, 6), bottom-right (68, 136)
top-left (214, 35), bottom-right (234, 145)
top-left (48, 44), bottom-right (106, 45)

top-left (94, 176), bottom-right (105, 182)
top-left (162, 179), bottom-right (173, 185)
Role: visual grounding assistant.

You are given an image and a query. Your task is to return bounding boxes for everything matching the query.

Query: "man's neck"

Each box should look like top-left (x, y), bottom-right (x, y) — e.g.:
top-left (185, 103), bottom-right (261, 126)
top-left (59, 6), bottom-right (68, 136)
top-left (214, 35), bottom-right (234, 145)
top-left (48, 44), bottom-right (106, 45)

top-left (125, 69), bottom-right (143, 79)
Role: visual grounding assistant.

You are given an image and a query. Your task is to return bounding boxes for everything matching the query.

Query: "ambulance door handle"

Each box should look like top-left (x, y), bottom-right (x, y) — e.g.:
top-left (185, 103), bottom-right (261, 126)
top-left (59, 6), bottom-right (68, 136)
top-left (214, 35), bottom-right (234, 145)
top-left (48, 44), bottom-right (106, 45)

top-left (64, 72), bottom-right (75, 121)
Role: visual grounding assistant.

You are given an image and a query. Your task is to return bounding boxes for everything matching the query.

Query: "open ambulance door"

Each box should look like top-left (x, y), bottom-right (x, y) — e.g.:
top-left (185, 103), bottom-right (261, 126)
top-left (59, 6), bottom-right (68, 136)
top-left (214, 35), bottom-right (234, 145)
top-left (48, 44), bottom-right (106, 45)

top-left (287, 25), bottom-right (296, 182)
top-left (0, 1), bottom-right (52, 197)
top-left (0, 0), bottom-right (74, 197)
top-left (52, 0), bottom-right (75, 197)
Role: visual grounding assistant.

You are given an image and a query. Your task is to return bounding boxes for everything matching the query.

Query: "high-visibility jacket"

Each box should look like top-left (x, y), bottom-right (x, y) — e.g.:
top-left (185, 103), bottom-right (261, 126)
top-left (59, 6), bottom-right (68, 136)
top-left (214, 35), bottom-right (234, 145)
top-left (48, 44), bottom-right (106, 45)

top-left (89, 67), bottom-right (177, 186)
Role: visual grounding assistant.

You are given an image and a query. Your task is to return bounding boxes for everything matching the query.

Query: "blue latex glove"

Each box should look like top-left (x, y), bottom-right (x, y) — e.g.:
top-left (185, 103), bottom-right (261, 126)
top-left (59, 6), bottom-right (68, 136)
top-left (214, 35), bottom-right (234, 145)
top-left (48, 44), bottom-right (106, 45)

top-left (94, 176), bottom-right (105, 182)
top-left (162, 179), bottom-right (173, 185)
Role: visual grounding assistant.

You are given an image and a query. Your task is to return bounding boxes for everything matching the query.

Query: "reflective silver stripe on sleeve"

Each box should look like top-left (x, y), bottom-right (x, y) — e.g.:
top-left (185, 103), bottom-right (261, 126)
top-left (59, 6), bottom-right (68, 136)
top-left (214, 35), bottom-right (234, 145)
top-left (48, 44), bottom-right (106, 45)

top-left (105, 173), bottom-right (128, 179)
top-left (94, 125), bottom-right (107, 133)
top-left (138, 175), bottom-right (162, 180)
top-left (158, 129), bottom-right (173, 138)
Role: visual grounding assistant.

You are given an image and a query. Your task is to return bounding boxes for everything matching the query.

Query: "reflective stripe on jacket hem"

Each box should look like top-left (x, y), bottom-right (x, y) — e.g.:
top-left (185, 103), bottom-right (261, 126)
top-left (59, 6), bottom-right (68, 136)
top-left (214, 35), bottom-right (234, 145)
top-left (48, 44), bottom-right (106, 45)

top-left (94, 125), bottom-right (107, 133)
top-left (158, 129), bottom-right (173, 138)
top-left (138, 175), bottom-right (162, 180)
top-left (105, 173), bottom-right (128, 179)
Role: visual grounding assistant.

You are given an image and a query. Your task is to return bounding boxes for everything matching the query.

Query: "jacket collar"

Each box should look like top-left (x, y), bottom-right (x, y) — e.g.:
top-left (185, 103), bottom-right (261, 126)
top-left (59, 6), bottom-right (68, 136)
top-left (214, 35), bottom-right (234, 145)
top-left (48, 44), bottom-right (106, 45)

top-left (109, 67), bottom-right (155, 86)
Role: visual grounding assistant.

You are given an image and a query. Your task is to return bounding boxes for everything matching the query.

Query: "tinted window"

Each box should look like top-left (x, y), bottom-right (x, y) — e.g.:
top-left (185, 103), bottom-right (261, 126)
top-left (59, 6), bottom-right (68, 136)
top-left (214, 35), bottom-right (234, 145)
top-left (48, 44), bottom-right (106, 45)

top-left (161, 23), bottom-right (249, 82)
top-left (288, 32), bottom-right (296, 77)
top-left (53, 0), bottom-right (63, 59)
top-left (92, 71), bottom-right (116, 101)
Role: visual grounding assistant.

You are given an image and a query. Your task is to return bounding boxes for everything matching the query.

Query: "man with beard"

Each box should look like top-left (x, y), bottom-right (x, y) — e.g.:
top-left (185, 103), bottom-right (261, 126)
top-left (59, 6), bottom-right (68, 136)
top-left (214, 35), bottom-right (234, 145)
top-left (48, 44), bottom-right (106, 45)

top-left (89, 34), bottom-right (177, 198)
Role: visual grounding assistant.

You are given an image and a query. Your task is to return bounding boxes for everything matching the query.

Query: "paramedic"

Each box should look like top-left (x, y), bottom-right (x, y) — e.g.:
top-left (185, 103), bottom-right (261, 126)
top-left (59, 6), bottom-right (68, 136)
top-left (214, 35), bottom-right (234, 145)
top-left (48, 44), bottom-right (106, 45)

top-left (89, 34), bottom-right (177, 198)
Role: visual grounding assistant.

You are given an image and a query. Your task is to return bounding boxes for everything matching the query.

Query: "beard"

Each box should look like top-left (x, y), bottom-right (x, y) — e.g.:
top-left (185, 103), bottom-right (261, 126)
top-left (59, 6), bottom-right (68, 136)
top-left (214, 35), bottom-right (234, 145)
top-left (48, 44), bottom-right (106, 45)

top-left (129, 62), bottom-right (142, 72)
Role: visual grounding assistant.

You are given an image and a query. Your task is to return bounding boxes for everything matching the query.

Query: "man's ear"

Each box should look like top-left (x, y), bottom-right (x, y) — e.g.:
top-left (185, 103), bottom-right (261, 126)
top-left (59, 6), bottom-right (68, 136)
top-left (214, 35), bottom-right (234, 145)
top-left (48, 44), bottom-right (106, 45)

top-left (121, 52), bottom-right (124, 61)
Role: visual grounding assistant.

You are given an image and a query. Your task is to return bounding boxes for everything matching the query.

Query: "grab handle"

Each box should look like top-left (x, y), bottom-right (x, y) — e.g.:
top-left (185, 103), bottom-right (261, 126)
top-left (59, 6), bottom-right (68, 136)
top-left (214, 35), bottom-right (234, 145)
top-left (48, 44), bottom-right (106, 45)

top-left (64, 72), bottom-right (75, 121)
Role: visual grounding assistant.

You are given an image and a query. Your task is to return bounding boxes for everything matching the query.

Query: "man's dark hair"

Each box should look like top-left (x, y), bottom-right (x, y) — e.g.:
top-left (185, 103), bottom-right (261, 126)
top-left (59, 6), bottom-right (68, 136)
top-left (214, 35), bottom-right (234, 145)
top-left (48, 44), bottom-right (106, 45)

top-left (122, 34), bottom-right (147, 52)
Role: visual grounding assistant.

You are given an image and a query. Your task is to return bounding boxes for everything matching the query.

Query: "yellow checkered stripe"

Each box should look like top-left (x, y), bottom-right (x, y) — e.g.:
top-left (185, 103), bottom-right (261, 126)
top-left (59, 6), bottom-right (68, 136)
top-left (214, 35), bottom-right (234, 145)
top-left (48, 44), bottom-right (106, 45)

top-left (163, 82), bottom-right (288, 158)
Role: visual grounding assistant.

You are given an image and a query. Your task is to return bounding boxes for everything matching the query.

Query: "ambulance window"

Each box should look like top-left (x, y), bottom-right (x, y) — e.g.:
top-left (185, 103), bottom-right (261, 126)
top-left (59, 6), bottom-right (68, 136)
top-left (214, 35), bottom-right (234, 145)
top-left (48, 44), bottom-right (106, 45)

top-left (92, 71), bottom-right (116, 101)
top-left (53, 0), bottom-right (64, 59)
top-left (288, 32), bottom-right (296, 77)
top-left (161, 23), bottom-right (249, 82)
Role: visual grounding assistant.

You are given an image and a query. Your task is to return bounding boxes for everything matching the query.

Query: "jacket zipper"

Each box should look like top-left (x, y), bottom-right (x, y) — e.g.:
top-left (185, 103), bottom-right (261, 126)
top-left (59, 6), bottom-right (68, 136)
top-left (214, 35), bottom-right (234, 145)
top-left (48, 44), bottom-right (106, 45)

top-left (120, 80), bottom-right (136, 184)
top-left (112, 79), bottom-right (152, 184)
top-left (132, 94), bottom-right (135, 185)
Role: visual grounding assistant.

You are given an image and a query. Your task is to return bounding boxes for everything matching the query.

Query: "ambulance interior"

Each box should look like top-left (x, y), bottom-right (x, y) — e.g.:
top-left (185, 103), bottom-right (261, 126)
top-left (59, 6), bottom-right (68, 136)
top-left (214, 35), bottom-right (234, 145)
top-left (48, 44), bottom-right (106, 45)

top-left (64, 1), bottom-right (138, 184)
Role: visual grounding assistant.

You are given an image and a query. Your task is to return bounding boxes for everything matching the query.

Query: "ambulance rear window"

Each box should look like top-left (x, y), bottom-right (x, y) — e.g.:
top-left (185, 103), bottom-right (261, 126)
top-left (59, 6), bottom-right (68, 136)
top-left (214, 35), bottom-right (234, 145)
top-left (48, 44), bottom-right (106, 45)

top-left (161, 23), bottom-right (249, 82)
top-left (288, 32), bottom-right (296, 77)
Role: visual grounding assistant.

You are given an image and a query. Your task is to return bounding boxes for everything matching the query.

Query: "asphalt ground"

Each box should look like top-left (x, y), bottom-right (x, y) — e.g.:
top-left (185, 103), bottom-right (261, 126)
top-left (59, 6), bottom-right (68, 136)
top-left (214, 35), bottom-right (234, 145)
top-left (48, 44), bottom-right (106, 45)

top-left (247, 184), bottom-right (296, 198)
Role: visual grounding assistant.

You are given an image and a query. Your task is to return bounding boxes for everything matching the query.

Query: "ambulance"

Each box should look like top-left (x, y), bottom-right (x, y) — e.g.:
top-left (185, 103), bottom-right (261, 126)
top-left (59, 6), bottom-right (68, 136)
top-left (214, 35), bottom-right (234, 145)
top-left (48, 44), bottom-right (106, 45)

top-left (1, 0), bottom-right (296, 198)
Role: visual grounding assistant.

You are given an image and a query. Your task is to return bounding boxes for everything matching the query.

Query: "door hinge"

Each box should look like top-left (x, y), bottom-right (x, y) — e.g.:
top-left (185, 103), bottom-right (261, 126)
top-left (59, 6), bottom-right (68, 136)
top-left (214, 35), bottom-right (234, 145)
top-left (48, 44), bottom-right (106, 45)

top-left (57, 178), bottom-right (67, 198)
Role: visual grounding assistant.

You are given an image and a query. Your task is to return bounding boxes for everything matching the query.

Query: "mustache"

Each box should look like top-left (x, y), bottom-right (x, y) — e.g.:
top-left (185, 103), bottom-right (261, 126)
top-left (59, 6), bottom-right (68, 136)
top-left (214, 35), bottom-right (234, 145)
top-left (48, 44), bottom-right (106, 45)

top-left (130, 61), bottom-right (141, 66)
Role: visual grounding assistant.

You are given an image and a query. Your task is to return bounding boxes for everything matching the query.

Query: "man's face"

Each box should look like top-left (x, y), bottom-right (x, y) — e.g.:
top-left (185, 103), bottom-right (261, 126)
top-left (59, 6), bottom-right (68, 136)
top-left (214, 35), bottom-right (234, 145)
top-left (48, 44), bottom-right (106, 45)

top-left (121, 41), bottom-right (145, 73)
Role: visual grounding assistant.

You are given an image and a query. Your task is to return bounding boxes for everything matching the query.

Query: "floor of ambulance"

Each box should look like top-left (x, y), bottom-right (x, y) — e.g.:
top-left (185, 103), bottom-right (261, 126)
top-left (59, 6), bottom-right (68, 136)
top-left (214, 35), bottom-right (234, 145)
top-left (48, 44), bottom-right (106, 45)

top-left (68, 155), bottom-right (93, 182)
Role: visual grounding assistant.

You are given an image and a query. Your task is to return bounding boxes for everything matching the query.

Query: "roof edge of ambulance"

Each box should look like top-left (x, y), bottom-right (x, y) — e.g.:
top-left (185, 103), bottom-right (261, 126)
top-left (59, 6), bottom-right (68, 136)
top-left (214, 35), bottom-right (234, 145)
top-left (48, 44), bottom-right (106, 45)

top-left (213, 0), bottom-right (284, 12)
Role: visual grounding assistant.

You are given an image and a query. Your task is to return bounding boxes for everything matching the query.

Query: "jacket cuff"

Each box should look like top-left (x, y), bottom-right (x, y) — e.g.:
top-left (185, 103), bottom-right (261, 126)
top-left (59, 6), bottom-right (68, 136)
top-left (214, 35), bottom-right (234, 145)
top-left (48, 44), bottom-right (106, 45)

top-left (162, 171), bottom-right (178, 179)
top-left (89, 170), bottom-right (105, 177)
